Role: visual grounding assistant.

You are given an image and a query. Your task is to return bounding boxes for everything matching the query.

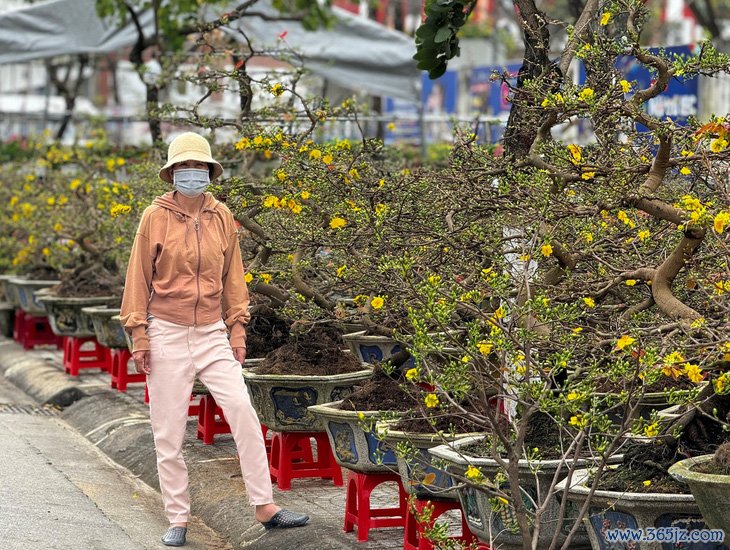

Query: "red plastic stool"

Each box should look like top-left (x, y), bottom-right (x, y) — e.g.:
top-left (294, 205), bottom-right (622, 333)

top-left (13, 310), bottom-right (62, 350)
top-left (63, 336), bottom-right (110, 376)
top-left (268, 431), bottom-right (343, 491)
top-left (110, 348), bottom-right (146, 392)
top-left (343, 470), bottom-right (408, 542)
top-left (403, 498), bottom-right (478, 550)
top-left (196, 394), bottom-right (231, 444)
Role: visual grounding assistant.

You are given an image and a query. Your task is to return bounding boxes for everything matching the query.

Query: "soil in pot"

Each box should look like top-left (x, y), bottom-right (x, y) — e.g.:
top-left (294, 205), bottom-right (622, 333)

top-left (251, 324), bottom-right (363, 375)
top-left (458, 411), bottom-right (568, 460)
top-left (693, 442), bottom-right (730, 475)
top-left (245, 307), bottom-right (291, 359)
top-left (596, 391), bottom-right (730, 493)
top-left (339, 364), bottom-right (414, 412)
top-left (53, 262), bottom-right (123, 298)
top-left (23, 266), bottom-right (60, 280)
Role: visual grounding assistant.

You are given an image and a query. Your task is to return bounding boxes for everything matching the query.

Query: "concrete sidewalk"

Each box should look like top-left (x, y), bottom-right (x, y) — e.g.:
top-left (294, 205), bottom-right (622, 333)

top-left (0, 337), bottom-right (409, 550)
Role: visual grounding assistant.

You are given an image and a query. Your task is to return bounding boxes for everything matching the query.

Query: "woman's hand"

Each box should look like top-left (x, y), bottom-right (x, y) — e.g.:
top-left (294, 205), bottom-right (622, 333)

top-left (233, 347), bottom-right (246, 365)
top-left (133, 350), bottom-right (151, 375)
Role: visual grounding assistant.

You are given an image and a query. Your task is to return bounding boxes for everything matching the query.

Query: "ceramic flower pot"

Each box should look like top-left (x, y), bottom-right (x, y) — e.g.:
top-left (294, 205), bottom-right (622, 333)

top-left (670, 455), bottom-right (730, 539)
top-left (342, 330), bottom-right (414, 368)
top-left (0, 274), bottom-right (19, 303)
top-left (558, 467), bottom-right (728, 550)
top-left (429, 435), bottom-right (613, 549)
top-left (36, 293), bottom-right (118, 337)
top-left (82, 307), bottom-right (126, 349)
top-left (2, 276), bottom-right (24, 308)
top-left (307, 400), bottom-right (398, 473)
top-left (10, 278), bottom-right (60, 316)
top-left (379, 423), bottom-right (480, 501)
top-left (242, 367), bottom-right (373, 432)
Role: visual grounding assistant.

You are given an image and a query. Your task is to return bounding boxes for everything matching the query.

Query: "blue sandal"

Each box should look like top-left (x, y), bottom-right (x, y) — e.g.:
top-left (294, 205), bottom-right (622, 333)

top-left (261, 509), bottom-right (310, 529)
top-left (161, 526), bottom-right (187, 547)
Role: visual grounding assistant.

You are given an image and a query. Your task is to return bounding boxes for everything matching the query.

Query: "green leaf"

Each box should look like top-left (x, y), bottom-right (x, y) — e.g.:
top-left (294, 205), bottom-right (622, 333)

top-left (416, 24), bottom-right (437, 40)
top-left (429, 62), bottom-right (448, 79)
top-left (434, 26), bottom-right (452, 43)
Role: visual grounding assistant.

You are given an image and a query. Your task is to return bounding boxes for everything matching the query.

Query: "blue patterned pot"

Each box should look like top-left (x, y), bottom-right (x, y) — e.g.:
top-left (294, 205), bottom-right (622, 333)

top-left (342, 330), bottom-right (414, 368)
top-left (242, 367), bottom-right (373, 432)
top-left (82, 307), bottom-right (125, 349)
top-left (11, 278), bottom-right (60, 316)
top-left (308, 401), bottom-right (399, 473)
top-left (36, 293), bottom-right (118, 337)
top-left (558, 467), bottom-right (729, 550)
top-left (429, 436), bottom-right (617, 549)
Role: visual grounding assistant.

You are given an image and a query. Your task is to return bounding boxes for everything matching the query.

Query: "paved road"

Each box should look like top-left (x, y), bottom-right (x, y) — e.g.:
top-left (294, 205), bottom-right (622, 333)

top-left (0, 375), bottom-right (231, 550)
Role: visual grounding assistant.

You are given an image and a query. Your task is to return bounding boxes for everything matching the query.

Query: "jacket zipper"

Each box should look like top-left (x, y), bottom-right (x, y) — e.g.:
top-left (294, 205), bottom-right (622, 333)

top-left (193, 216), bottom-right (201, 326)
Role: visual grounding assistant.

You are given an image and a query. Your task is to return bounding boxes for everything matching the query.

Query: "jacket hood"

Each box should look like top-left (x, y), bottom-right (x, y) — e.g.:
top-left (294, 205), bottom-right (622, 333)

top-left (152, 191), bottom-right (220, 217)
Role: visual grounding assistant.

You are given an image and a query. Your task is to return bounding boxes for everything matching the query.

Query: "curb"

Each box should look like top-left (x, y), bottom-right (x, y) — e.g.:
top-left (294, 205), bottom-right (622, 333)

top-left (0, 340), bottom-right (86, 407)
top-left (0, 337), bottom-right (370, 550)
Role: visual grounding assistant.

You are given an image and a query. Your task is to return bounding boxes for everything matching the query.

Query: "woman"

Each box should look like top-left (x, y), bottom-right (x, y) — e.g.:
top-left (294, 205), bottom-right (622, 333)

top-left (120, 132), bottom-right (309, 547)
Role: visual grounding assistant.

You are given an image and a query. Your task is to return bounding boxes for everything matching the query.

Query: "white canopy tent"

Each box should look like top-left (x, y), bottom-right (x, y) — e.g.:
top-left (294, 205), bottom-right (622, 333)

top-left (0, 0), bottom-right (420, 101)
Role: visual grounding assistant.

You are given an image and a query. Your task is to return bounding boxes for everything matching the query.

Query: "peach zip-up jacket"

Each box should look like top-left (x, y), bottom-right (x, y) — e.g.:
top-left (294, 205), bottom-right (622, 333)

top-left (120, 191), bottom-right (250, 352)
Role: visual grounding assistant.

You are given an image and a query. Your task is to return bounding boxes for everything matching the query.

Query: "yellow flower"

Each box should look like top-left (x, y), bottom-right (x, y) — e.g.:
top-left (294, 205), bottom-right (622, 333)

top-left (252, 135), bottom-right (264, 147)
top-left (259, 273), bottom-right (272, 284)
top-left (519, 253), bottom-right (531, 262)
top-left (569, 415), bottom-right (588, 429)
top-left (235, 137), bottom-right (249, 150)
top-left (567, 144), bottom-right (582, 164)
top-left (336, 265), bottom-right (346, 277)
top-left (714, 211), bottom-right (730, 234)
top-left (541, 97), bottom-right (550, 108)
top-left (680, 166), bottom-right (691, 175)
top-left (541, 243), bottom-right (553, 257)
top-left (493, 306), bottom-right (506, 319)
top-left (322, 154), bottom-right (333, 164)
top-left (684, 363), bottom-right (704, 383)
top-left (263, 195), bottom-right (279, 208)
top-left (637, 229), bottom-right (651, 242)
top-left (619, 80), bottom-right (631, 93)
top-left (41, 247), bottom-right (50, 256)
top-left (370, 296), bottom-right (385, 309)
top-left (478, 341), bottom-right (493, 355)
top-left (405, 368), bottom-right (419, 381)
top-left (644, 423), bottom-right (659, 437)
top-left (582, 297), bottom-right (595, 308)
top-left (424, 393), bottom-right (439, 408)
top-left (276, 169), bottom-right (287, 181)
top-left (244, 273), bottom-right (253, 283)
top-left (614, 335), bottom-right (636, 351)
top-left (329, 216), bottom-right (347, 229)
top-left (427, 274), bottom-right (441, 286)
top-left (600, 12), bottom-right (612, 25)
top-left (625, 279), bottom-right (637, 286)
top-left (378, 178), bottom-right (385, 187)
top-left (270, 83), bottom-right (284, 96)
top-left (465, 465), bottom-right (482, 480)
top-left (375, 203), bottom-right (387, 216)
top-left (566, 391), bottom-right (580, 401)
top-left (387, 122), bottom-right (396, 131)
top-left (47, 197), bottom-right (56, 206)
top-left (581, 171), bottom-right (595, 181)
top-left (53, 223), bottom-right (62, 232)
top-left (110, 203), bottom-right (131, 217)
top-left (289, 201), bottom-right (302, 214)
top-left (710, 138), bottom-right (728, 152)
top-left (571, 327), bottom-right (583, 334)
top-left (300, 190), bottom-right (311, 200)
top-left (690, 317), bottom-right (705, 329)
top-left (309, 149), bottom-right (322, 159)
top-left (578, 88), bottom-right (594, 101)
top-left (348, 168), bottom-right (360, 180)
top-left (582, 231), bottom-right (594, 243)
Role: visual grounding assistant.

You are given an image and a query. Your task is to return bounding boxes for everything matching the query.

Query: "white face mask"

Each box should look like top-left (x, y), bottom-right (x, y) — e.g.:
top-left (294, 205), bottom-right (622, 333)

top-left (173, 168), bottom-right (210, 197)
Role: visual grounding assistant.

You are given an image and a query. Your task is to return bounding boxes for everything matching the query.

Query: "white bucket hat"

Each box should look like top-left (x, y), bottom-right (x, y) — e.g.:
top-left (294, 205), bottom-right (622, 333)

top-left (158, 132), bottom-right (223, 183)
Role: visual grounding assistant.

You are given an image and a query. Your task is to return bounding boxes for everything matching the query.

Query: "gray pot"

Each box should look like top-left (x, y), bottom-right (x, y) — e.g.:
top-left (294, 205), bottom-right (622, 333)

top-left (307, 401), bottom-right (398, 473)
top-left (429, 435), bottom-right (607, 549)
top-left (670, 455), bottom-right (730, 540)
top-left (82, 307), bottom-right (125, 348)
top-left (36, 293), bottom-right (118, 337)
top-left (380, 424), bottom-right (480, 500)
top-left (558, 468), bottom-right (726, 550)
top-left (242, 367), bottom-right (373, 432)
top-left (10, 278), bottom-right (59, 316)
top-left (2, 276), bottom-right (24, 308)
top-left (0, 274), bottom-right (19, 303)
top-left (342, 330), bottom-right (414, 368)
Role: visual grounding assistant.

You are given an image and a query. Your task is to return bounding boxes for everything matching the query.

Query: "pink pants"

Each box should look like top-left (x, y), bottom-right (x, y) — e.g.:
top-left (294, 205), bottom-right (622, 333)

top-left (147, 316), bottom-right (274, 524)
